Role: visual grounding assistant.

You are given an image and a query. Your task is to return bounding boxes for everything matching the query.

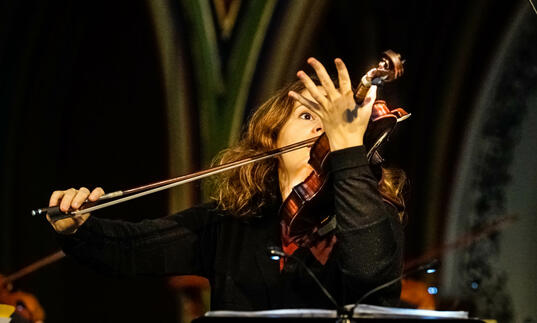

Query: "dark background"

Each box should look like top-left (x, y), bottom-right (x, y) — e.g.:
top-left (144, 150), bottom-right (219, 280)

top-left (1, 0), bottom-right (532, 322)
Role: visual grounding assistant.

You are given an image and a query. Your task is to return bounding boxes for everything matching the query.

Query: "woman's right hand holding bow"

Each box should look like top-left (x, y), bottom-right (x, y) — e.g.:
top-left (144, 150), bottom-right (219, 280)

top-left (47, 187), bottom-right (104, 234)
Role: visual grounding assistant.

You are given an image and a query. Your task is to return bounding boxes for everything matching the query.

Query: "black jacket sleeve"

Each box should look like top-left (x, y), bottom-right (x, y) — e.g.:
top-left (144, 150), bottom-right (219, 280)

top-left (57, 204), bottom-right (220, 278)
top-left (325, 145), bottom-right (404, 305)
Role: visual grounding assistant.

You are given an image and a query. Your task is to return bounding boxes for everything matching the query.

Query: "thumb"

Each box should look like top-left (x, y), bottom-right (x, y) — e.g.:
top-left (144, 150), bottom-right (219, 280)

top-left (362, 85), bottom-right (377, 107)
top-left (359, 85), bottom-right (377, 120)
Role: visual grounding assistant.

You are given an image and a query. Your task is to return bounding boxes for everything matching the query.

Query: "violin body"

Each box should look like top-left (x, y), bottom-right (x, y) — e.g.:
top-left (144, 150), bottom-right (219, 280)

top-left (280, 134), bottom-right (333, 247)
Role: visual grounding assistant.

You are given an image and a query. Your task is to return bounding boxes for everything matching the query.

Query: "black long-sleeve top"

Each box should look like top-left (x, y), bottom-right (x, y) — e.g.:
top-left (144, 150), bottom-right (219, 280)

top-left (58, 146), bottom-right (404, 310)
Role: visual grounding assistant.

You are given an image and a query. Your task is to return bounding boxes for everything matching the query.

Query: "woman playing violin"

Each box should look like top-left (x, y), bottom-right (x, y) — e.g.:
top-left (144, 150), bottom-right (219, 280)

top-left (46, 58), bottom-right (405, 310)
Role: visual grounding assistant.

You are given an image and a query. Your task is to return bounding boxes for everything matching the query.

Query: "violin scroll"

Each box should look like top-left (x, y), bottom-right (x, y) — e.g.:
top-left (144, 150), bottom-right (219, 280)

top-left (377, 49), bottom-right (404, 82)
top-left (355, 50), bottom-right (404, 103)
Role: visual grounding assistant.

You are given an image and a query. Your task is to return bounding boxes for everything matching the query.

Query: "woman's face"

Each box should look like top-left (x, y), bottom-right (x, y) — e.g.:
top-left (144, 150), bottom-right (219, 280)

top-left (276, 90), bottom-right (324, 179)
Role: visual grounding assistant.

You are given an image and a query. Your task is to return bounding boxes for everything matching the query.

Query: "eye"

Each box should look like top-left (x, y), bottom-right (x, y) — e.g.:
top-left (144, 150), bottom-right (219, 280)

top-left (299, 112), bottom-right (313, 120)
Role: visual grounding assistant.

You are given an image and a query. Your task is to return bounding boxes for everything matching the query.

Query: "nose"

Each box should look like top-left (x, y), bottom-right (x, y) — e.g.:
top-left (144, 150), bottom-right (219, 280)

top-left (314, 120), bottom-right (323, 134)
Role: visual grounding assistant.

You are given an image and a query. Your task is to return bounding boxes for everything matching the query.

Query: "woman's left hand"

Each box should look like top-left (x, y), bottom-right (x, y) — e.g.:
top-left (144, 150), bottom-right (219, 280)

top-left (289, 57), bottom-right (377, 151)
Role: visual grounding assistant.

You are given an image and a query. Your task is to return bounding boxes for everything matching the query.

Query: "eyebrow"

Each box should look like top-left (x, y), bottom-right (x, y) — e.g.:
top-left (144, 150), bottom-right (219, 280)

top-left (295, 105), bottom-right (312, 112)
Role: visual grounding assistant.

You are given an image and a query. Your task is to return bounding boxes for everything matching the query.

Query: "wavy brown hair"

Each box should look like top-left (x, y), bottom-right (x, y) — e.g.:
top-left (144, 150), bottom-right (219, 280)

top-left (210, 79), bottom-right (407, 221)
top-left (378, 167), bottom-right (408, 222)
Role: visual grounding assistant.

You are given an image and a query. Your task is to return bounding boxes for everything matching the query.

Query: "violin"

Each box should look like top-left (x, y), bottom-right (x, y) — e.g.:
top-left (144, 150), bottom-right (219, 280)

top-left (0, 275), bottom-right (46, 322)
top-left (0, 251), bottom-right (64, 322)
top-left (279, 50), bottom-right (409, 247)
top-left (31, 51), bottom-right (409, 241)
